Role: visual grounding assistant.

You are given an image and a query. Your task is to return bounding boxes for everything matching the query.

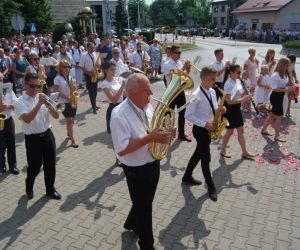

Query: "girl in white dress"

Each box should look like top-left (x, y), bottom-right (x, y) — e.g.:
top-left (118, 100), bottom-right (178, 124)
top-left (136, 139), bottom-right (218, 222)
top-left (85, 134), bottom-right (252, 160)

top-left (254, 65), bottom-right (272, 115)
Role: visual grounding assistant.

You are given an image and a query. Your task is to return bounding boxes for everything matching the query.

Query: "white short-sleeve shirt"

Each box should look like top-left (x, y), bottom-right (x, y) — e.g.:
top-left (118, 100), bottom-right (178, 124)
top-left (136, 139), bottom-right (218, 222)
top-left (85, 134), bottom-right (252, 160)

top-left (14, 93), bottom-right (51, 135)
top-left (101, 77), bottom-right (124, 103)
top-left (211, 60), bottom-right (226, 83)
top-left (54, 75), bottom-right (71, 104)
top-left (271, 72), bottom-right (289, 89)
top-left (110, 99), bottom-right (154, 166)
top-left (162, 58), bottom-right (183, 85)
top-left (224, 77), bottom-right (244, 100)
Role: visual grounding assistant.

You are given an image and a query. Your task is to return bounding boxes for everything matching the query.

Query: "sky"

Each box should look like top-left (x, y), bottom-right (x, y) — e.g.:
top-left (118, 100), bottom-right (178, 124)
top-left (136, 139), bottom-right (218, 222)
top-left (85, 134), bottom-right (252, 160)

top-left (145, 0), bottom-right (154, 5)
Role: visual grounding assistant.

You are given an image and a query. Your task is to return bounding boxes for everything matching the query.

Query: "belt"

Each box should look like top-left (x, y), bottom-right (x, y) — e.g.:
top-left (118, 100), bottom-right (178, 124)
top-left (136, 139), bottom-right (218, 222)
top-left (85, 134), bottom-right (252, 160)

top-left (25, 128), bottom-right (50, 138)
top-left (122, 160), bottom-right (159, 168)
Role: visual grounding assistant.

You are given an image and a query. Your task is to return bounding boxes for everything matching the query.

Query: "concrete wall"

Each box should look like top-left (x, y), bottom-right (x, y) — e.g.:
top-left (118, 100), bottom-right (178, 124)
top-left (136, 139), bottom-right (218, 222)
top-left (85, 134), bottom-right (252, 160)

top-left (47, 0), bottom-right (85, 23)
top-left (235, 12), bottom-right (277, 30)
top-left (277, 0), bottom-right (300, 30)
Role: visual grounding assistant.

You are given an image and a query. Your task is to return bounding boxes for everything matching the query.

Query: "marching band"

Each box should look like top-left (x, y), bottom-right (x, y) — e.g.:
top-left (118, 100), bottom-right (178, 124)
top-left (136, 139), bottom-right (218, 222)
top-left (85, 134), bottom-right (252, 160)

top-left (0, 34), bottom-right (299, 250)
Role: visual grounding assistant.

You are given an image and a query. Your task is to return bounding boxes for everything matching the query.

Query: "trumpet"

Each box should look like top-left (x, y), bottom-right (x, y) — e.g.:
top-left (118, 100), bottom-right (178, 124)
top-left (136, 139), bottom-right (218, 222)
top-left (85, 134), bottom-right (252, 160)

top-left (41, 94), bottom-right (65, 112)
top-left (181, 56), bottom-right (202, 73)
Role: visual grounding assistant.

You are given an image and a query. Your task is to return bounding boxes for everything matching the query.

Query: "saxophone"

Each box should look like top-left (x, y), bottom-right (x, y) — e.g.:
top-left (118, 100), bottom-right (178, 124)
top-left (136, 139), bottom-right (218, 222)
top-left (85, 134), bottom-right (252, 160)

top-left (210, 87), bottom-right (229, 140)
top-left (150, 69), bottom-right (194, 160)
top-left (69, 79), bottom-right (79, 109)
top-left (91, 53), bottom-right (102, 83)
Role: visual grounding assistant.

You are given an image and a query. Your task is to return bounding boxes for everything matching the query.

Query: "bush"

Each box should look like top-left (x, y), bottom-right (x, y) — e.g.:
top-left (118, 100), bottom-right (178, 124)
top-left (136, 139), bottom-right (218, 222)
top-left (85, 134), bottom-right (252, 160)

top-left (284, 40), bottom-right (300, 48)
top-left (138, 31), bottom-right (155, 42)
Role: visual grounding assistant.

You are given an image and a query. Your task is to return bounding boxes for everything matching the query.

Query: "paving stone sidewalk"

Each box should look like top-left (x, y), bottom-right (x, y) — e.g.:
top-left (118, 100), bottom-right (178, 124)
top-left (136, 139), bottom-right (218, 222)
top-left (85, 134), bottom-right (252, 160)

top-left (0, 78), bottom-right (299, 250)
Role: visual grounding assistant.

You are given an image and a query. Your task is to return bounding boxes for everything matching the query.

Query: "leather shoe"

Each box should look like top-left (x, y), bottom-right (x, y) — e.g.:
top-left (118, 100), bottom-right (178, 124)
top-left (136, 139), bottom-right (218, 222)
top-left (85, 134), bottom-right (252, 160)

top-left (124, 223), bottom-right (137, 234)
top-left (178, 135), bottom-right (192, 142)
top-left (208, 188), bottom-right (218, 202)
top-left (182, 175), bottom-right (202, 185)
top-left (10, 167), bottom-right (20, 175)
top-left (47, 190), bottom-right (62, 200)
top-left (26, 188), bottom-right (33, 199)
top-left (1, 166), bottom-right (6, 173)
top-left (92, 109), bottom-right (97, 114)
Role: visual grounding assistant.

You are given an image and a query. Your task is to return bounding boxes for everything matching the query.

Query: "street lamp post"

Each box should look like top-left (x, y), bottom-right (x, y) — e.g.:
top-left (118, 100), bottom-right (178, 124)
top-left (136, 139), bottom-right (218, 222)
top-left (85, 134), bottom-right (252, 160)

top-left (137, 0), bottom-right (141, 30)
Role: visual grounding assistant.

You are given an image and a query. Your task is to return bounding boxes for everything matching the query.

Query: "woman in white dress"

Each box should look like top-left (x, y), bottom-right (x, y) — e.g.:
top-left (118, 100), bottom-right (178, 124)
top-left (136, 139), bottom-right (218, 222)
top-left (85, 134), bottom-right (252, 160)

top-left (261, 49), bottom-right (276, 75)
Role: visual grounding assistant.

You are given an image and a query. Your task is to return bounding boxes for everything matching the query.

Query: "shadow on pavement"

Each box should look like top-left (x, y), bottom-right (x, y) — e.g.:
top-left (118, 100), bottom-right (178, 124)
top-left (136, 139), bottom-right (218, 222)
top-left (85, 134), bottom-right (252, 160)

top-left (120, 231), bottom-right (138, 250)
top-left (159, 157), bottom-right (256, 249)
top-left (0, 196), bottom-right (48, 250)
top-left (82, 131), bottom-right (113, 148)
top-left (59, 164), bottom-right (124, 220)
top-left (161, 140), bottom-right (186, 177)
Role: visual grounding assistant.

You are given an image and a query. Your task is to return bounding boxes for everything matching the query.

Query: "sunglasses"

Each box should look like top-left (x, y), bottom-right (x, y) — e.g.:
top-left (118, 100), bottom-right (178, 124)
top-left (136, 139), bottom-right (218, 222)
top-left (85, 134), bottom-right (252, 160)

top-left (113, 52), bottom-right (120, 54)
top-left (173, 51), bottom-right (181, 54)
top-left (29, 83), bottom-right (40, 89)
top-left (62, 65), bottom-right (71, 68)
top-left (33, 58), bottom-right (40, 61)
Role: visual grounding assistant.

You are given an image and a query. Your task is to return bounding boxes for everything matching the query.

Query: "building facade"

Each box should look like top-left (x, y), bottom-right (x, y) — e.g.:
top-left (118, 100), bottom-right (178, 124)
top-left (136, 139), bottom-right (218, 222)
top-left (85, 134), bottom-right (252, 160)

top-left (211, 0), bottom-right (246, 30)
top-left (232, 0), bottom-right (300, 30)
top-left (47, 0), bottom-right (118, 35)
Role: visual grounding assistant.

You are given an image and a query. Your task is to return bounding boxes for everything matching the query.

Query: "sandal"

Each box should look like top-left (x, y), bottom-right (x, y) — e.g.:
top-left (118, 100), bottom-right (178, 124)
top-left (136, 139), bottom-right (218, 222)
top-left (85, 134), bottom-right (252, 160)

top-left (242, 153), bottom-right (256, 159)
top-left (71, 143), bottom-right (79, 148)
top-left (220, 152), bottom-right (231, 158)
top-left (274, 137), bottom-right (286, 142)
top-left (261, 130), bottom-right (273, 136)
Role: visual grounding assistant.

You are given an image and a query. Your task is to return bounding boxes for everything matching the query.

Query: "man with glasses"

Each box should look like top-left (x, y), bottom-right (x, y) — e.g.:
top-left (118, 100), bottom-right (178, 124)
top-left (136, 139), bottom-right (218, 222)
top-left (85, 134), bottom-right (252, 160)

top-left (14, 73), bottom-right (61, 200)
top-left (110, 47), bottom-right (129, 77)
top-left (80, 42), bottom-right (100, 114)
top-left (26, 54), bottom-right (47, 92)
top-left (162, 45), bottom-right (191, 142)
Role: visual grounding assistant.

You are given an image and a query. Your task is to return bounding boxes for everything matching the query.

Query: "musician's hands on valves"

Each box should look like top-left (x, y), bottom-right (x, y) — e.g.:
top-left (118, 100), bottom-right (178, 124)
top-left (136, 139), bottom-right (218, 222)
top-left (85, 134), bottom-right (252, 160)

top-left (38, 93), bottom-right (46, 106)
top-left (148, 128), bottom-right (175, 144)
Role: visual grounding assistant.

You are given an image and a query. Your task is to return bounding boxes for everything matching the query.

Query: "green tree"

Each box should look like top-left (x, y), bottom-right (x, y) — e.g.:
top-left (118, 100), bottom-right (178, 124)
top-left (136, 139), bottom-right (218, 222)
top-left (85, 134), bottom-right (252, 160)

top-left (14, 0), bottom-right (53, 34)
top-left (149, 0), bottom-right (178, 27)
top-left (112, 0), bottom-right (128, 37)
top-left (0, 0), bottom-right (21, 37)
top-left (128, 0), bottom-right (147, 28)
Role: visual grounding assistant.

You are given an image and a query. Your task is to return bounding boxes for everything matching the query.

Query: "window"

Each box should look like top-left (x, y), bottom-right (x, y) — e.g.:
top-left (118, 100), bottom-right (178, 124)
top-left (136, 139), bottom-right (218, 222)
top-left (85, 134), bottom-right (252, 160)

top-left (251, 18), bottom-right (259, 24)
top-left (213, 17), bottom-right (218, 25)
top-left (221, 6), bottom-right (225, 12)
top-left (213, 6), bottom-right (218, 12)
top-left (290, 23), bottom-right (300, 31)
top-left (221, 17), bottom-right (225, 25)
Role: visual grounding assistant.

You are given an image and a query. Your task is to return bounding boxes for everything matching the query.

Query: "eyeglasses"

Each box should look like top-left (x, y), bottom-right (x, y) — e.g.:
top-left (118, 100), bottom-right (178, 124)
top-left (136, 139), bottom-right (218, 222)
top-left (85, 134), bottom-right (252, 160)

top-left (113, 52), bottom-right (120, 54)
top-left (173, 51), bottom-right (181, 54)
top-left (29, 83), bottom-right (40, 89)
top-left (33, 58), bottom-right (40, 61)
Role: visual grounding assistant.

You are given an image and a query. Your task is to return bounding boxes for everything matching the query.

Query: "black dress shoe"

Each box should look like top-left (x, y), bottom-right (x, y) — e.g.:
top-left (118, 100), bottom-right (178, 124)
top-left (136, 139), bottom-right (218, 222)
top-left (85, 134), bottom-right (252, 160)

top-left (47, 190), bottom-right (62, 200)
top-left (178, 135), bottom-right (192, 142)
top-left (182, 176), bottom-right (202, 185)
top-left (96, 106), bottom-right (100, 110)
top-left (124, 223), bottom-right (137, 234)
top-left (1, 166), bottom-right (6, 173)
top-left (26, 189), bottom-right (33, 199)
top-left (10, 167), bottom-right (20, 175)
top-left (208, 188), bottom-right (218, 202)
top-left (92, 109), bottom-right (97, 114)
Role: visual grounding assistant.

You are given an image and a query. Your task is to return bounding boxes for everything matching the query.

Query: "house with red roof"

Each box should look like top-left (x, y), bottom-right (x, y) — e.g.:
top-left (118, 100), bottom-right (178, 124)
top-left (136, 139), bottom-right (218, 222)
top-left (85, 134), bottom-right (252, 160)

top-left (232, 0), bottom-right (300, 30)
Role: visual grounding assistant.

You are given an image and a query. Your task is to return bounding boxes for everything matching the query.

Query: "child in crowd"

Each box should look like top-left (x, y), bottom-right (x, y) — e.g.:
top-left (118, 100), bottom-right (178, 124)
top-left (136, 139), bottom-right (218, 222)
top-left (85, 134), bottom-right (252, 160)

top-left (254, 65), bottom-right (272, 116)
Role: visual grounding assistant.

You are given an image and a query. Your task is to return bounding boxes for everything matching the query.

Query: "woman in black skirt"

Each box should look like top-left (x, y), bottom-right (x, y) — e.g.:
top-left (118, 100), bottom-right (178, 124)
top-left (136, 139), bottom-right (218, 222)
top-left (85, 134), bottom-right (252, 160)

top-left (100, 61), bottom-right (125, 134)
top-left (220, 64), bottom-right (255, 158)
top-left (261, 58), bottom-right (292, 142)
top-left (53, 60), bottom-right (78, 148)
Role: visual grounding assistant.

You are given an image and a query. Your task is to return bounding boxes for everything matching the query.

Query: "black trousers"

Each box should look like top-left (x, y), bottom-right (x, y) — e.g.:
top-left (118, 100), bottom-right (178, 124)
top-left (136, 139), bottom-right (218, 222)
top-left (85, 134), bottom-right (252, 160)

top-left (184, 125), bottom-right (215, 189)
top-left (84, 74), bottom-right (98, 110)
top-left (106, 103), bottom-right (120, 134)
top-left (0, 117), bottom-right (17, 169)
top-left (169, 91), bottom-right (186, 137)
top-left (213, 81), bottom-right (224, 101)
top-left (24, 129), bottom-right (56, 193)
top-left (122, 161), bottom-right (160, 250)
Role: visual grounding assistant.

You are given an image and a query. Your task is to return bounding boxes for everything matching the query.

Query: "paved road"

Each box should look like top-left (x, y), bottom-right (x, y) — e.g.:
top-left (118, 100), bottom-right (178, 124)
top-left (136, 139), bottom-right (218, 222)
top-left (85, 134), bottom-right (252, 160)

top-left (0, 38), bottom-right (299, 250)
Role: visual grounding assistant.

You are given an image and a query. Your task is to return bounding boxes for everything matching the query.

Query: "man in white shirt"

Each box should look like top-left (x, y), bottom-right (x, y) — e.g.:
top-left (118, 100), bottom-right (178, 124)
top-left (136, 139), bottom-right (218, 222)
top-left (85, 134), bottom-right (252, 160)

top-left (110, 73), bottom-right (173, 250)
top-left (79, 42), bottom-right (100, 114)
top-left (14, 73), bottom-right (61, 200)
top-left (56, 45), bottom-right (73, 64)
top-left (184, 67), bottom-right (226, 201)
top-left (70, 40), bottom-right (83, 89)
top-left (0, 76), bottom-right (19, 175)
top-left (110, 47), bottom-right (129, 77)
top-left (162, 45), bottom-right (191, 142)
top-left (129, 42), bottom-right (150, 70)
top-left (210, 48), bottom-right (230, 100)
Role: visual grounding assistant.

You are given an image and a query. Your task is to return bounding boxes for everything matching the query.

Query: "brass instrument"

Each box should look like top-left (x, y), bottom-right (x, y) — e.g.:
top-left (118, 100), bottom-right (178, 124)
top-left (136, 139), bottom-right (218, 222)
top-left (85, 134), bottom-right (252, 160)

top-left (70, 79), bottom-right (79, 109)
top-left (150, 69), bottom-right (194, 160)
top-left (42, 94), bottom-right (65, 112)
top-left (0, 83), bottom-right (12, 131)
top-left (210, 87), bottom-right (229, 140)
top-left (91, 53), bottom-right (102, 83)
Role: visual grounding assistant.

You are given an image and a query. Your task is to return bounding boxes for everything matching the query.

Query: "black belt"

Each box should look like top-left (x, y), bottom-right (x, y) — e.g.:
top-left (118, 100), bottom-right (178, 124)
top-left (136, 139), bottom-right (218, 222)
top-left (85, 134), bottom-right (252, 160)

top-left (121, 160), bottom-right (159, 168)
top-left (25, 128), bottom-right (50, 138)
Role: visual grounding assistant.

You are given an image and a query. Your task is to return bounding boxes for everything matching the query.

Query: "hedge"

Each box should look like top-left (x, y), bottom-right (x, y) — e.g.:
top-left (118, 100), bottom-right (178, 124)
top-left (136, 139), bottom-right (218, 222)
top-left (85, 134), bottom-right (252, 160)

top-left (284, 40), bottom-right (300, 48)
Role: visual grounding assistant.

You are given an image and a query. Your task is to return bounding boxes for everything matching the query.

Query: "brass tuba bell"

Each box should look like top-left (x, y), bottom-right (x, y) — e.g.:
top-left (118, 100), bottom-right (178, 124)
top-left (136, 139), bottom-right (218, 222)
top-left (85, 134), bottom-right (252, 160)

top-left (149, 69), bottom-right (194, 160)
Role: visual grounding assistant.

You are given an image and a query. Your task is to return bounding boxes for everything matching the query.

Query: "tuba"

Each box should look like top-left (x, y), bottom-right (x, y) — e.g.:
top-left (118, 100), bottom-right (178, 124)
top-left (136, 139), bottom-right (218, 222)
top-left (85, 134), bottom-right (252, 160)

top-left (70, 79), bottom-right (79, 109)
top-left (210, 87), bottom-right (229, 140)
top-left (150, 69), bottom-right (194, 160)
